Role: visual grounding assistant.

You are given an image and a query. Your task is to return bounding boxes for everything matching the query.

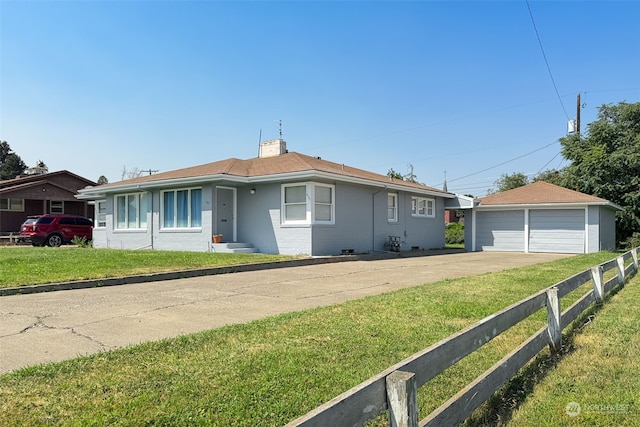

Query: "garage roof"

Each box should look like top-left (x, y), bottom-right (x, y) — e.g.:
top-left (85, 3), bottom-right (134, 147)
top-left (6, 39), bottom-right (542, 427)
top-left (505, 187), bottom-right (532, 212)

top-left (479, 181), bottom-right (621, 208)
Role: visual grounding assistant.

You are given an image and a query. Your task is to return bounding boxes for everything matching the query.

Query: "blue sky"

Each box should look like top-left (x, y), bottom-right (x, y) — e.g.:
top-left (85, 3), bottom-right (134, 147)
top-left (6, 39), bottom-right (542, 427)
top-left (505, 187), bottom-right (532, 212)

top-left (1, 1), bottom-right (638, 197)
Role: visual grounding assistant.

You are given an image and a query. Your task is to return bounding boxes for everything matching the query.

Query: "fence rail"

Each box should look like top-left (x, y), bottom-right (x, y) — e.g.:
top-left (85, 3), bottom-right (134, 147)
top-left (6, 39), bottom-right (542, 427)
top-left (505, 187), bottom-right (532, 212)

top-left (286, 248), bottom-right (639, 427)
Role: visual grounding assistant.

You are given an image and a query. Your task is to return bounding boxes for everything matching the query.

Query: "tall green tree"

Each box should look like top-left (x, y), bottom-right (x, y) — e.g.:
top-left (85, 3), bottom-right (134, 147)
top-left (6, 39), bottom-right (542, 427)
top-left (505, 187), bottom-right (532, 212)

top-left (533, 169), bottom-right (565, 186)
top-left (488, 172), bottom-right (530, 194)
top-left (0, 141), bottom-right (27, 180)
top-left (560, 101), bottom-right (640, 243)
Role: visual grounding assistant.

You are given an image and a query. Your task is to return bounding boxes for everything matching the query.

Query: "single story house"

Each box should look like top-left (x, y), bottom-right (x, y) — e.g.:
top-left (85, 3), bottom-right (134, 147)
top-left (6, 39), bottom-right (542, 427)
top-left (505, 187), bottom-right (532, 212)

top-left (0, 170), bottom-right (96, 233)
top-left (465, 181), bottom-right (621, 254)
top-left (77, 139), bottom-right (470, 256)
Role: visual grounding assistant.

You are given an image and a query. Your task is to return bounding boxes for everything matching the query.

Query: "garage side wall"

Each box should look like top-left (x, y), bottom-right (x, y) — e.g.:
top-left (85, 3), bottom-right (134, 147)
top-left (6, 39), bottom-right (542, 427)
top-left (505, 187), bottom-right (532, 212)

top-left (595, 206), bottom-right (617, 252)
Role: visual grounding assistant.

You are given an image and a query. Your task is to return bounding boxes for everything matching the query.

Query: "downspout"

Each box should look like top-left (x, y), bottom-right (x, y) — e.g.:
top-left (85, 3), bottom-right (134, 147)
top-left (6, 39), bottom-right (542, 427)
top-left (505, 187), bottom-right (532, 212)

top-left (141, 188), bottom-right (154, 250)
top-left (372, 186), bottom-right (387, 252)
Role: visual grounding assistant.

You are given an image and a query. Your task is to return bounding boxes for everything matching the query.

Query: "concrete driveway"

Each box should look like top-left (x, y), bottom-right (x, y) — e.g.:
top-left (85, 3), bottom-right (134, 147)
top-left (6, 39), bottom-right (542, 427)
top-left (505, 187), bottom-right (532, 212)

top-left (0, 251), bottom-right (569, 374)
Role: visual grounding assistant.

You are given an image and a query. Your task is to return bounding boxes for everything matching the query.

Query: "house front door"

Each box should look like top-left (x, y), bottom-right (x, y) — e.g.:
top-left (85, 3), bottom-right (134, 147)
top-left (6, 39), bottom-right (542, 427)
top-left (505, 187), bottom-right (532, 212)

top-left (215, 187), bottom-right (236, 242)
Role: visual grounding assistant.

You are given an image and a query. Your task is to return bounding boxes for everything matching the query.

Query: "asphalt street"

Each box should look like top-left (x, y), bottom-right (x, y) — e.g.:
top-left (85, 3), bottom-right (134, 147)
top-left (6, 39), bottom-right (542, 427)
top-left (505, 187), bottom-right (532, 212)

top-left (0, 251), bottom-right (569, 374)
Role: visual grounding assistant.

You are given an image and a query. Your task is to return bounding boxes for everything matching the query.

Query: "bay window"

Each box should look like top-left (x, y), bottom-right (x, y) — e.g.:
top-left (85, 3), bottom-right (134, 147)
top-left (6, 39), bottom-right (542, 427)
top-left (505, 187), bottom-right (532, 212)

top-left (282, 183), bottom-right (334, 224)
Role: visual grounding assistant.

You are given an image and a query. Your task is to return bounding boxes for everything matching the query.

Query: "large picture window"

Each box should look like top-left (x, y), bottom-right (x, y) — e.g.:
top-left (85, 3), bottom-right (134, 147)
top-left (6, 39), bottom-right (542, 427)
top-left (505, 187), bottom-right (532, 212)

top-left (162, 188), bottom-right (202, 228)
top-left (411, 196), bottom-right (435, 218)
top-left (115, 193), bottom-right (147, 229)
top-left (282, 183), bottom-right (334, 224)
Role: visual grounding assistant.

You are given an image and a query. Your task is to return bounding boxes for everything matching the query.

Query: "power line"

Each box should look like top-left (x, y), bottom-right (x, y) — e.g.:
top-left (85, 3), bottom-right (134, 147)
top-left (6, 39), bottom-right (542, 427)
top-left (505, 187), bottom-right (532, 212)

top-left (447, 140), bottom-right (558, 184)
top-left (525, 0), bottom-right (570, 120)
top-left (537, 151), bottom-right (562, 174)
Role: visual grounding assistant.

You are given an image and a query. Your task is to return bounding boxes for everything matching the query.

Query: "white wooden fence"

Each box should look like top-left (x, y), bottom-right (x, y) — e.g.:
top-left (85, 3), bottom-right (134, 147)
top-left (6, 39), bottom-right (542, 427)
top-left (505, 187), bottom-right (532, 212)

top-left (286, 248), bottom-right (639, 427)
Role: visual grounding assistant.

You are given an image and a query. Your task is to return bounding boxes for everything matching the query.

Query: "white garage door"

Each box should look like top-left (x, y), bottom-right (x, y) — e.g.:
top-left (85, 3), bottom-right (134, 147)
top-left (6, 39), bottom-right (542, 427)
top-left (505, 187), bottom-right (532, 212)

top-left (529, 209), bottom-right (585, 254)
top-left (476, 210), bottom-right (524, 251)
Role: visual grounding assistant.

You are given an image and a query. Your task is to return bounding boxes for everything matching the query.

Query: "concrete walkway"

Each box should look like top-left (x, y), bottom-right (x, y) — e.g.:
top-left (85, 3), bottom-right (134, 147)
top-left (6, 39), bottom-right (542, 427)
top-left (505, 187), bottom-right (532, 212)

top-left (0, 251), bottom-right (569, 374)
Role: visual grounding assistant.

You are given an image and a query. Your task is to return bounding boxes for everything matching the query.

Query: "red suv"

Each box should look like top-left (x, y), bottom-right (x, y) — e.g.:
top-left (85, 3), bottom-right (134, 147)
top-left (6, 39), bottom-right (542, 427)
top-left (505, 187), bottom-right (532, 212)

top-left (20, 214), bottom-right (94, 247)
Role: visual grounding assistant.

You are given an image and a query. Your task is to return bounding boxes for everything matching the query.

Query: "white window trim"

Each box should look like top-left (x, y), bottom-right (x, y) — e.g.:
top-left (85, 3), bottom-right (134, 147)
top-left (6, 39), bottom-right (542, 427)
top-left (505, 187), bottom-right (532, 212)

top-left (96, 200), bottom-right (107, 228)
top-left (388, 193), bottom-right (398, 222)
top-left (160, 187), bottom-right (202, 229)
top-left (411, 196), bottom-right (435, 218)
top-left (282, 182), bottom-right (335, 225)
top-left (115, 192), bottom-right (148, 230)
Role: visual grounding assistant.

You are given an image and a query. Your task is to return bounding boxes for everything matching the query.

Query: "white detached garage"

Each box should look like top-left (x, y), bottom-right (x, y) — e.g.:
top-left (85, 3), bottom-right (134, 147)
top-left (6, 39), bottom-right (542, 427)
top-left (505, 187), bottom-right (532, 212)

top-left (467, 182), bottom-right (621, 254)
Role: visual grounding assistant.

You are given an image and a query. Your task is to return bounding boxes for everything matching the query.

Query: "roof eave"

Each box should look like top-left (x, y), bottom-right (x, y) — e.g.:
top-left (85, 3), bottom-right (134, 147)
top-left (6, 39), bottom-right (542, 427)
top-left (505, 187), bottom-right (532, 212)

top-left (248, 170), bottom-right (454, 198)
top-left (76, 174), bottom-right (250, 199)
top-left (475, 201), bottom-right (623, 210)
top-left (77, 170), bottom-right (455, 199)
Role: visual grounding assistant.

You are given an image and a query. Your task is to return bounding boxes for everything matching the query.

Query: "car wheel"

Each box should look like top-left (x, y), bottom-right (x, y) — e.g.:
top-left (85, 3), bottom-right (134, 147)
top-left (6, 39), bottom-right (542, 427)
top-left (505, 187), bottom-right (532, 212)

top-left (46, 234), bottom-right (63, 247)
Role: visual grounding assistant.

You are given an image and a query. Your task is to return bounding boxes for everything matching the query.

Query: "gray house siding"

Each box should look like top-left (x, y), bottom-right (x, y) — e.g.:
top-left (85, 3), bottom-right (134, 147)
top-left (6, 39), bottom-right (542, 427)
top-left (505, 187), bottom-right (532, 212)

top-left (600, 207), bottom-right (617, 251)
top-left (93, 185), bottom-right (215, 252)
top-left (311, 183), bottom-right (373, 256)
top-left (154, 185), bottom-right (214, 252)
top-left (90, 181), bottom-right (449, 256)
top-left (309, 187), bottom-right (446, 256)
top-left (236, 183), bottom-right (313, 255)
top-left (590, 206), bottom-right (616, 252)
top-left (404, 195), bottom-right (446, 250)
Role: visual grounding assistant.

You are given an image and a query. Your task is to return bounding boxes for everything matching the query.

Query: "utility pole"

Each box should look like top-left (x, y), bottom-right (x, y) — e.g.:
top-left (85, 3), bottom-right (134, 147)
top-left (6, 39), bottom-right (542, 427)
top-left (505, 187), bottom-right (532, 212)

top-left (576, 93), bottom-right (581, 136)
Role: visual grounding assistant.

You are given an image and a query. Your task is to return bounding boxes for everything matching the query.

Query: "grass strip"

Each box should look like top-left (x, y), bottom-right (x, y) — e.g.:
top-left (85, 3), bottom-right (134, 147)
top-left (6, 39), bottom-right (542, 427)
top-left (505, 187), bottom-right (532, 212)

top-left (504, 274), bottom-right (639, 426)
top-left (0, 252), bottom-right (620, 426)
top-left (0, 247), bottom-right (296, 288)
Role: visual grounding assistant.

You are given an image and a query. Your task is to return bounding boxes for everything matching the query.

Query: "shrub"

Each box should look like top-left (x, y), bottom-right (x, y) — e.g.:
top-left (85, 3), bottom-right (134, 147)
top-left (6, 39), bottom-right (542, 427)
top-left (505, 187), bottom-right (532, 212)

top-left (71, 236), bottom-right (92, 248)
top-left (621, 232), bottom-right (640, 250)
top-left (445, 222), bottom-right (464, 245)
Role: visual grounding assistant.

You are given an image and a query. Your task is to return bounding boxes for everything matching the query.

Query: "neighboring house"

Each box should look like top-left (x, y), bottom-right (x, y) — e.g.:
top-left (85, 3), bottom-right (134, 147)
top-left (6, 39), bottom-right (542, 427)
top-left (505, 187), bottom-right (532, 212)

top-left (77, 139), bottom-right (469, 256)
top-left (465, 181), bottom-right (621, 254)
top-left (0, 170), bottom-right (96, 233)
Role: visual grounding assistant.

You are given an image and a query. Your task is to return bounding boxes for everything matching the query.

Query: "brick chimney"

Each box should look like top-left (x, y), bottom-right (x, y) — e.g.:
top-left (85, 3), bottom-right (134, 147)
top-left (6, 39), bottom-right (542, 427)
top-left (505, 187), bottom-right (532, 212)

top-left (259, 139), bottom-right (287, 158)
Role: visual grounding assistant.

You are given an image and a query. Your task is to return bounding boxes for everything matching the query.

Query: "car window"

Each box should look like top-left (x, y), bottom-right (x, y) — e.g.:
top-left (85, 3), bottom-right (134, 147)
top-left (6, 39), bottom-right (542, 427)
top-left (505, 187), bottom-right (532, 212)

top-left (60, 218), bottom-right (76, 225)
top-left (76, 218), bottom-right (93, 227)
top-left (35, 217), bottom-right (54, 224)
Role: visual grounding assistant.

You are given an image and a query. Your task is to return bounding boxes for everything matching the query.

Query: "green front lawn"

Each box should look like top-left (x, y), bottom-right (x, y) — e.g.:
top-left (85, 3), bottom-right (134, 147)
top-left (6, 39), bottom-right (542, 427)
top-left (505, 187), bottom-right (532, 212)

top-left (0, 252), bottom-right (622, 426)
top-left (0, 247), bottom-right (296, 288)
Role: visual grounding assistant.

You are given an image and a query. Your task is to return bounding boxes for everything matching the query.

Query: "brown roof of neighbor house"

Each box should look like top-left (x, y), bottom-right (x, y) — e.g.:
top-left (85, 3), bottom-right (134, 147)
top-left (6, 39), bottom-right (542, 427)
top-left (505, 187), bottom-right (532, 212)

top-left (478, 181), bottom-right (611, 205)
top-left (0, 170), bottom-right (96, 190)
top-left (94, 152), bottom-right (450, 195)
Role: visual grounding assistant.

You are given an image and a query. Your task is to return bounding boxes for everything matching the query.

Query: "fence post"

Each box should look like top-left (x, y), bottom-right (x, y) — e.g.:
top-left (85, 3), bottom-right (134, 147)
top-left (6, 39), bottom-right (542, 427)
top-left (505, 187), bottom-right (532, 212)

top-left (546, 287), bottom-right (561, 353)
top-left (386, 370), bottom-right (418, 427)
top-left (591, 266), bottom-right (604, 303)
top-left (616, 256), bottom-right (625, 285)
top-left (632, 248), bottom-right (638, 271)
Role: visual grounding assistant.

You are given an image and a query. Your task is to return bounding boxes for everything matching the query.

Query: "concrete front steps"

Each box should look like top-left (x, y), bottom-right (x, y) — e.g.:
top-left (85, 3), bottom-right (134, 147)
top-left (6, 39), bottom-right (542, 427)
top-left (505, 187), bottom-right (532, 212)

top-left (211, 242), bottom-right (259, 254)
